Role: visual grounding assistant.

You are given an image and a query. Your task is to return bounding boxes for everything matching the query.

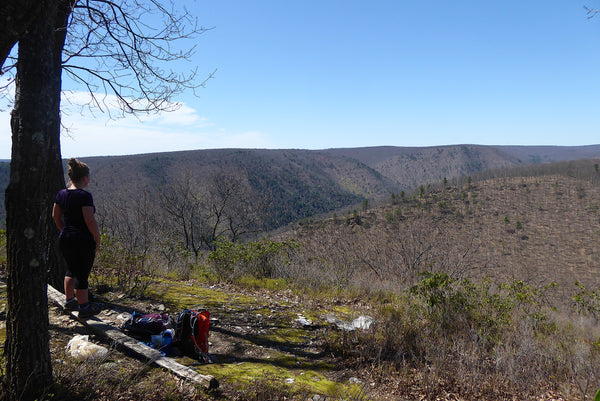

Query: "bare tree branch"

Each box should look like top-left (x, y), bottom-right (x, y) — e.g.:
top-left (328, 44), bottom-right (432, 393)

top-left (584, 5), bottom-right (599, 19)
top-left (2, 0), bottom-right (214, 117)
top-left (64, 0), bottom-right (213, 115)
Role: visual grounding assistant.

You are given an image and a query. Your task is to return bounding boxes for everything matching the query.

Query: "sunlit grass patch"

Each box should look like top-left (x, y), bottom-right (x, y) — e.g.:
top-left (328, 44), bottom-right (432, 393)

top-left (145, 279), bottom-right (261, 312)
top-left (253, 326), bottom-right (311, 347)
top-left (195, 357), bottom-right (356, 397)
top-left (235, 276), bottom-right (290, 291)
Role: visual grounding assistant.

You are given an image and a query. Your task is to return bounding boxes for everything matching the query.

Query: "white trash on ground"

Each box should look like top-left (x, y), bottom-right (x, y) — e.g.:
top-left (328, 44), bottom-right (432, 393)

top-left (325, 314), bottom-right (375, 331)
top-left (351, 315), bottom-right (375, 330)
top-left (66, 334), bottom-right (108, 361)
top-left (294, 314), bottom-right (313, 326)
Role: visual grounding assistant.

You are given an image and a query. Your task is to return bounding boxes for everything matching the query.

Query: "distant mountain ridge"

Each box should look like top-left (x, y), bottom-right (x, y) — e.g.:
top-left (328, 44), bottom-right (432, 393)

top-left (325, 144), bottom-right (600, 189)
top-left (0, 144), bottom-right (599, 229)
top-left (325, 145), bottom-right (520, 190)
top-left (495, 144), bottom-right (600, 164)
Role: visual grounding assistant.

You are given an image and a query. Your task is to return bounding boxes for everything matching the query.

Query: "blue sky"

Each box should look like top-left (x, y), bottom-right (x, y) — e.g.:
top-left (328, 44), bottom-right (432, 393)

top-left (1, 0), bottom-right (599, 158)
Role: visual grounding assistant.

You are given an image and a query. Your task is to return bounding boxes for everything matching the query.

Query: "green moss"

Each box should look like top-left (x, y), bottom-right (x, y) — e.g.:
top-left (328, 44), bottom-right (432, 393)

top-left (235, 276), bottom-right (289, 291)
top-left (330, 305), bottom-right (355, 317)
top-left (195, 358), bottom-right (356, 396)
top-left (93, 277), bottom-right (367, 398)
top-left (256, 326), bottom-right (308, 346)
top-left (145, 280), bottom-right (263, 312)
top-left (252, 307), bottom-right (273, 316)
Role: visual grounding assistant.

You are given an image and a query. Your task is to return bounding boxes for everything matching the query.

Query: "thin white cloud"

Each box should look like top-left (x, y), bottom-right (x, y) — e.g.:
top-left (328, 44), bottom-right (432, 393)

top-left (0, 90), bottom-right (276, 159)
top-left (59, 115), bottom-right (274, 157)
top-left (150, 104), bottom-right (209, 126)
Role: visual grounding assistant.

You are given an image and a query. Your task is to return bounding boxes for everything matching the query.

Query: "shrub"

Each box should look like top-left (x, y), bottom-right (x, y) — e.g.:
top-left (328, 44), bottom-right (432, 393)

top-left (207, 239), bottom-right (299, 281)
top-left (94, 233), bottom-right (157, 296)
top-left (408, 273), bottom-right (519, 348)
top-left (572, 281), bottom-right (600, 320)
top-left (327, 274), bottom-right (572, 398)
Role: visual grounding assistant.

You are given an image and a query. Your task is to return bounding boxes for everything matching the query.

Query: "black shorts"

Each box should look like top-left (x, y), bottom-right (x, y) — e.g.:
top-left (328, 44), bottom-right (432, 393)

top-left (59, 236), bottom-right (96, 290)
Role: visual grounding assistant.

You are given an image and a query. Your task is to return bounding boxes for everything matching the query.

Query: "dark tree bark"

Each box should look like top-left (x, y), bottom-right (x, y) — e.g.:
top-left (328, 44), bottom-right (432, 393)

top-left (46, 0), bottom-right (76, 291)
top-left (3, 0), bottom-right (65, 398)
top-left (0, 0), bottom-right (48, 68)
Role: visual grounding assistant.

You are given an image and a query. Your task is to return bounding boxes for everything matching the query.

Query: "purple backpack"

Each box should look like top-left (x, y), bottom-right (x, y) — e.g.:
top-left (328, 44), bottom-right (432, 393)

top-left (121, 312), bottom-right (174, 337)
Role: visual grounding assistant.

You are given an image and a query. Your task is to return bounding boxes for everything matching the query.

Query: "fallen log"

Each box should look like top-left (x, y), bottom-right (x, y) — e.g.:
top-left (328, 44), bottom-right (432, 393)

top-left (47, 284), bottom-right (219, 390)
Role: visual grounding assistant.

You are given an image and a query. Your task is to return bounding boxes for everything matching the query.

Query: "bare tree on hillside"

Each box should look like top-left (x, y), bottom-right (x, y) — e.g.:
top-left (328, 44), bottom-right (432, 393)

top-left (159, 172), bottom-right (203, 256)
top-left (210, 170), bottom-right (269, 245)
top-left (160, 170), bottom-right (269, 256)
top-left (350, 211), bottom-right (483, 288)
top-left (95, 190), bottom-right (164, 293)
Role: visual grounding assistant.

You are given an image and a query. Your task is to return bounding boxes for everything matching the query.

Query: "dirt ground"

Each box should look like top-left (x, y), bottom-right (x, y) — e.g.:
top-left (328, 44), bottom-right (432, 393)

top-left (47, 282), bottom-right (382, 400)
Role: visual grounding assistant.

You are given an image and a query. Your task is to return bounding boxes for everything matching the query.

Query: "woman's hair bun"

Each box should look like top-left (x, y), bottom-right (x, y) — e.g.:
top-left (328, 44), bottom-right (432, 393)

top-left (67, 158), bottom-right (89, 183)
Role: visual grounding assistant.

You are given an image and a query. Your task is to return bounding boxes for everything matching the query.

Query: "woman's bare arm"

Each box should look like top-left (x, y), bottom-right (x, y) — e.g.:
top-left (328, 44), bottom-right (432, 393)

top-left (82, 206), bottom-right (101, 252)
top-left (52, 203), bottom-right (63, 231)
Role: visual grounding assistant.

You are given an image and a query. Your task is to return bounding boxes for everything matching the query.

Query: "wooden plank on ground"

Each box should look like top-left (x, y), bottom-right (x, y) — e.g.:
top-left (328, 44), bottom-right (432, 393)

top-left (47, 284), bottom-right (219, 390)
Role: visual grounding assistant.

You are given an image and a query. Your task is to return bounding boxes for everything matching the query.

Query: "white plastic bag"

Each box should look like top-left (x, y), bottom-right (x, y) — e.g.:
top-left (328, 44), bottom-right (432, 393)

top-left (66, 334), bottom-right (108, 361)
top-left (351, 315), bottom-right (375, 330)
top-left (325, 314), bottom-right (375, 331)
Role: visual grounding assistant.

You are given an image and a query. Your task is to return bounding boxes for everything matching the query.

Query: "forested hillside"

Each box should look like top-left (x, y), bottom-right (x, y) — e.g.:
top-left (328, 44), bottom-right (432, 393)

top-left (324, 144), bottom-right (522, 189)
top-left (279, 157), bottom-right (600, 298)
top-left (0, 144), bottom-right (599, 229)
top-left (83, 148), bottom-right (394, 231)
top-left (326, 144), bottom-right (600, 190)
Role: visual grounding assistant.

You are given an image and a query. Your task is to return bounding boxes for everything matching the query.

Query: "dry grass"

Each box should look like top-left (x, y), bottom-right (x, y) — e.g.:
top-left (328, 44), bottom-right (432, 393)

top-left (315, 278), bottom-right (600, 400)
top-left (47, 341), bottom-right (211, 401)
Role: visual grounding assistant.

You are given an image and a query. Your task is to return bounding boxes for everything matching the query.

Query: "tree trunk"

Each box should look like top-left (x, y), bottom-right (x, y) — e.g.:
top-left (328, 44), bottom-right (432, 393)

top-left (0, 0), bottom-right (48, 68)
top-left (46, 0), bottom-right (76, 291)
top-left (3, 0), bottom-right (61, 398)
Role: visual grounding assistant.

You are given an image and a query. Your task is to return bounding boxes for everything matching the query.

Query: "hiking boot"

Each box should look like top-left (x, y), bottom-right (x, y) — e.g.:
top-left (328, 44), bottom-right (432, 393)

top-left (78, 303), bottom-right (101, 318)
top-left (64, 297), bottom-right (79, 311)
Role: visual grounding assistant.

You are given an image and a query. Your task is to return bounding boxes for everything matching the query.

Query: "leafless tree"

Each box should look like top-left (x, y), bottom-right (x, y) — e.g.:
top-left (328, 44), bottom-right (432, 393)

top-left (207, 170), bottom-right (268, 245)
top-left (160, 169), bottom-right (269, 256)
top-left (159, 172), bottom-right (203, 256)
top-left (95, 190), bottom-right (163, 294)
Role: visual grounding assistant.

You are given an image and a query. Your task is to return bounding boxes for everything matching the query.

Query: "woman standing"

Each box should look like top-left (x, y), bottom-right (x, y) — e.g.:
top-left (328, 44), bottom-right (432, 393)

top-left (52, 158), bottom-right (101, 318)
